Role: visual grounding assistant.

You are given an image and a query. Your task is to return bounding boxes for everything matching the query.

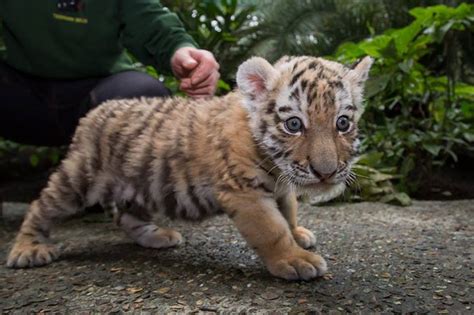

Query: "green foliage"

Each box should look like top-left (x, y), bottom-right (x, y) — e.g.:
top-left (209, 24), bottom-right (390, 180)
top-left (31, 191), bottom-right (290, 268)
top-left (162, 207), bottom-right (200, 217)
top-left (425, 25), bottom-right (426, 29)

top-left (162, 0), bottom-right (258, 83)
top-left (1, 1), bottom-right (473, 205)
top-left (244, 0), bottom-right (467, 63)
top-left (351, 154), bottom-right (412, 206)
top-left (335, 4), bottom-right (474, 195)
top-left (0, 138), bottom-right (65, 177)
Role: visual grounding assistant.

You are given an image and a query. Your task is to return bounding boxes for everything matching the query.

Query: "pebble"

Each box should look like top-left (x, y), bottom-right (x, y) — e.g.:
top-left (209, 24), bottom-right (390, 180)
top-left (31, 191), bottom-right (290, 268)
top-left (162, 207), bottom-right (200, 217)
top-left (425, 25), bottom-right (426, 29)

top-left (261, 291), bottom-right (280, 300)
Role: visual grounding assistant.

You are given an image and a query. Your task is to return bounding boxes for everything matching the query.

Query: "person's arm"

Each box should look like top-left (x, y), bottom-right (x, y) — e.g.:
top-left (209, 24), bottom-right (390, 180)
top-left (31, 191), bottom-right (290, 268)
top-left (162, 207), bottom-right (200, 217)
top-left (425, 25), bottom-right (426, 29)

top-left (120, 0), bottom-right (198, 74)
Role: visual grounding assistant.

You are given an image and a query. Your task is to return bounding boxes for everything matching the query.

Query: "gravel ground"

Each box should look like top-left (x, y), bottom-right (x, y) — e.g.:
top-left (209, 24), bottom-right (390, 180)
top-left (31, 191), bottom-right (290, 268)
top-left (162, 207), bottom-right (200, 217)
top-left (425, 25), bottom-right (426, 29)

top-left (0, 200), bottom-right (473, 314)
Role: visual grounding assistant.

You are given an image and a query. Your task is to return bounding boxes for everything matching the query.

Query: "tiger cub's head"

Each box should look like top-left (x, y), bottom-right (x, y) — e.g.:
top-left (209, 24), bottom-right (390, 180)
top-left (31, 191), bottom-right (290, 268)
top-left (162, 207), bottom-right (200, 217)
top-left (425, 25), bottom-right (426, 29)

top-left (236, 55), bottom-right (373, 200)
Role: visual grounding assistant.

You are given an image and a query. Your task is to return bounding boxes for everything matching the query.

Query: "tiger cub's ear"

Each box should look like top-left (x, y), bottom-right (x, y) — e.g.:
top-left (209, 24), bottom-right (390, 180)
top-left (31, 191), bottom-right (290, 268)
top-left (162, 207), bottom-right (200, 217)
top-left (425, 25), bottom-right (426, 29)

top-left (345, 56), bottom-right (374, 121)
top-left (236, 57), bottom-right (279, 102)
top-left (346, 56), bottom-right (374, 86)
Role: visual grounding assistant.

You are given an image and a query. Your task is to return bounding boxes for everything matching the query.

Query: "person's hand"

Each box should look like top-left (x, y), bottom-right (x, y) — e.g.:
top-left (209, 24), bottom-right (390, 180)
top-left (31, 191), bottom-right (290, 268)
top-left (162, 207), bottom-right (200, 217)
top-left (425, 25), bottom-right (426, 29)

top-left (171, 47), bottom-right (220, 99)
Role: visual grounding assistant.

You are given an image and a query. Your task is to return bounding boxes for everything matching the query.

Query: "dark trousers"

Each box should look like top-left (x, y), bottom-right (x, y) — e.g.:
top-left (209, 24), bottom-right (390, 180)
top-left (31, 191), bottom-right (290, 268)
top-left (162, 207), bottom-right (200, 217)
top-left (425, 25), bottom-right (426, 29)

top-left (0, 62), bottom-right (171, 146)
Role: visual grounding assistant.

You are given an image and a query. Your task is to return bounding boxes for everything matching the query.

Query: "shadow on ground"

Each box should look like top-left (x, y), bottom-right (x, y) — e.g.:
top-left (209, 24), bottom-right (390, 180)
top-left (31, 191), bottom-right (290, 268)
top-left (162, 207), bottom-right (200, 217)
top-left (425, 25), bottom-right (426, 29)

top-left (0, 200), bottom-right (473, 313)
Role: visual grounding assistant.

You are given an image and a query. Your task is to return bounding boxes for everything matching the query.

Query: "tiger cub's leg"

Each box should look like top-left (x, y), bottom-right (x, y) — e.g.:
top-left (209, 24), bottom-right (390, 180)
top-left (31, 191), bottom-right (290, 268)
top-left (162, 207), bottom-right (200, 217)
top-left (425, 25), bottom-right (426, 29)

top-left (219, 191), bottom-right (326, 281)
top-left (111, 204), bottom-right (182, 249)
top-left (7, 168), bottom-right (86, 268)
top-left (278, 191), bottom-right (316, 249)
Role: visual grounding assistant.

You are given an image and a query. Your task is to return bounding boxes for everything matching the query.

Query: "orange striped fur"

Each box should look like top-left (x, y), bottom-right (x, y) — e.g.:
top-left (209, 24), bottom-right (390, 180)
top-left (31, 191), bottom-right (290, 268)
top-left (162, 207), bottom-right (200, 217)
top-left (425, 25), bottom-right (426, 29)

top-left (7, 56), bottom-right (373, 280)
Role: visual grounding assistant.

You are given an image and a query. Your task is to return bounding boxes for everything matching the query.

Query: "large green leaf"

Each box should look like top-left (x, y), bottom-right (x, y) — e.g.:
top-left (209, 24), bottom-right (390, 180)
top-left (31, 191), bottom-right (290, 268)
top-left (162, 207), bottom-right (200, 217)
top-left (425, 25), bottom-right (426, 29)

top-left (422, 143), bottom-right (443, 156)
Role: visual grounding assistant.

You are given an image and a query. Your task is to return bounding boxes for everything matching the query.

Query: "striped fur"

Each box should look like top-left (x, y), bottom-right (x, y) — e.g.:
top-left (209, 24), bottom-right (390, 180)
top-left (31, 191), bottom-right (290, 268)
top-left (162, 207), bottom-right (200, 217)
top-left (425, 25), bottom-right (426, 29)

top-left (7, 56), bottom-right (372, 280)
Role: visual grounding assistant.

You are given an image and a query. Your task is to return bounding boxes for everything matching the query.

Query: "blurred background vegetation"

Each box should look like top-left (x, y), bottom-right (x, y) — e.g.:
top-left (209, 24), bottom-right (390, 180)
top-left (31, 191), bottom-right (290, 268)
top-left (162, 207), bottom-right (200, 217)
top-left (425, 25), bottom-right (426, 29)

top-left (0, 0), bottom-right (473, 205)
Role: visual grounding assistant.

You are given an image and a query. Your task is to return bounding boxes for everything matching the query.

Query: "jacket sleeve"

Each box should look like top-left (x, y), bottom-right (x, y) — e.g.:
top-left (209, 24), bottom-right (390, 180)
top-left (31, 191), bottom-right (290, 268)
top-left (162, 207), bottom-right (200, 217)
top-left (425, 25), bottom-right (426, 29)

top-left (120, 0), bottom-right (198, 74)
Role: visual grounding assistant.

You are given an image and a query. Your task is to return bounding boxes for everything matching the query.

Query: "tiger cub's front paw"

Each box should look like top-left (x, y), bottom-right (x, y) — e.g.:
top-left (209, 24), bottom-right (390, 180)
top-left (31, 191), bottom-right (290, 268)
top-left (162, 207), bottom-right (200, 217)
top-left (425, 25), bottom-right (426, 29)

top-left (266, 247), bottom-right (327, 281)
top-left (6, 240), bottom-right (59, 268)
top-left (292, 226), bottom-right (316, 249)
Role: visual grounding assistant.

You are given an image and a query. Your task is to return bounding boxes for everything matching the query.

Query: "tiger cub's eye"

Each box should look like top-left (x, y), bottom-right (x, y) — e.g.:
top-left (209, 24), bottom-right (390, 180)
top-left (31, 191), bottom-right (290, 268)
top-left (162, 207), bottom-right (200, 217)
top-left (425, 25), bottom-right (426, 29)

top-left (336, 115), bottom-right (351, 132)
top-left (284, 117), bottom-right (303, 134)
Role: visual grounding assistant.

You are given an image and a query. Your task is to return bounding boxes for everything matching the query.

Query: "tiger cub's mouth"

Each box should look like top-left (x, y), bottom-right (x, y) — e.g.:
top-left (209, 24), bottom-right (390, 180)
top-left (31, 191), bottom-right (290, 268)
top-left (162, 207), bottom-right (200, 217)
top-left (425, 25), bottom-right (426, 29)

top-left (292, 177), bottom-right (340, 188)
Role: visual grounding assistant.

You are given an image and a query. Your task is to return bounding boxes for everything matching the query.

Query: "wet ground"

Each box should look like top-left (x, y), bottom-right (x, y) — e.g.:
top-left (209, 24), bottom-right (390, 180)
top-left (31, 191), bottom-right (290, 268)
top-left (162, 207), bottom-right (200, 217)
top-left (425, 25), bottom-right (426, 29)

top-left (0, 200), bottom-right (472, 313)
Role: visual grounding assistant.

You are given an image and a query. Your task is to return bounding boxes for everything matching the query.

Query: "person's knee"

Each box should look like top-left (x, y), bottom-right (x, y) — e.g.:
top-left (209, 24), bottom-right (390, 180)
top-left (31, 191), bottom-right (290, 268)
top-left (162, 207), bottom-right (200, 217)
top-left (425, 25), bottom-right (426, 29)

top-left (90, 71), bottom-right (171, 106)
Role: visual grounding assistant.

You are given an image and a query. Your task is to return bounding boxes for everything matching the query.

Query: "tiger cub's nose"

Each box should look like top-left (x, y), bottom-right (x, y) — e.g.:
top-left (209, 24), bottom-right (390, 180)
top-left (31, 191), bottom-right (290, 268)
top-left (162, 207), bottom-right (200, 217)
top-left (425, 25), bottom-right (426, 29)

top-left (309, 164), bottom-right (337, 181)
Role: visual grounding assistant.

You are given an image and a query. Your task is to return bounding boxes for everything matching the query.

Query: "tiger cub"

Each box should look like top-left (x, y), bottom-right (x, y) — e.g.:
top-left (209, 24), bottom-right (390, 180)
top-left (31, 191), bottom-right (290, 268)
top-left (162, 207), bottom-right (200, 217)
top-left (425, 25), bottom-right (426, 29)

top-left (6, 55), bottom-right (373, 280)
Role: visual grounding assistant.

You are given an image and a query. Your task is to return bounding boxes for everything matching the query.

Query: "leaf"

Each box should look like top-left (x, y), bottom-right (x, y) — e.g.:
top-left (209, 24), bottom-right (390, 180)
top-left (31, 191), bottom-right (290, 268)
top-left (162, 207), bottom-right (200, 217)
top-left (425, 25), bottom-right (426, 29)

top-left (455, 83), bottom-right (474, 97)
top-left (398, 59), bottom-right (413, 74)
top-left (400, 156), bottom-right (415, 177)
top-left (217, 79), bottom-right (231, 91)
top-left (335, 42), bottom-right (365, 60)
top-left (422, 144), bottom-right (442, 156)
top-left (464, 133), bottom-right (474, 143)
top-left (380, 192), bottom-right (412, 206)
top-left (365, 74), bottom-right (391, 98)
top-left (356, 152), bottom-right (384, 167)
top-left (359, 35), bottom-right (392, 58)
top-left (372, 172), bottom-right (395, 182)
top-left (29, 154), bottom-right (39, 167)
top-left (393, 22), bottom-right (423, 55)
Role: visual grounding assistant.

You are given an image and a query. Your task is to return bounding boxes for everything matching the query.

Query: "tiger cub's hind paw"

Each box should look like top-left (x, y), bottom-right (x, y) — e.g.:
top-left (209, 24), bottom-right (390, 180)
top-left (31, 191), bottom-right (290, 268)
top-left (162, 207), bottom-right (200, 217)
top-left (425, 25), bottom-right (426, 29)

top-left (292, 226), bottom-right (316, 249)
top-left (134, 227), bottom-right (183, 249)
top-left (6, 241), bottom-right (59, 268)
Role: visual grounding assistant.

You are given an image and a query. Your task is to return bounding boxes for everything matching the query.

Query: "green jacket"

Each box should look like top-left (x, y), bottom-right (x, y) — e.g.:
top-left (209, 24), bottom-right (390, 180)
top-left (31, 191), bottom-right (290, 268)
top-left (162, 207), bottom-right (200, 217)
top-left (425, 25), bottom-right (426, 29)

top-left (0, 0), bottom-right (197, 79)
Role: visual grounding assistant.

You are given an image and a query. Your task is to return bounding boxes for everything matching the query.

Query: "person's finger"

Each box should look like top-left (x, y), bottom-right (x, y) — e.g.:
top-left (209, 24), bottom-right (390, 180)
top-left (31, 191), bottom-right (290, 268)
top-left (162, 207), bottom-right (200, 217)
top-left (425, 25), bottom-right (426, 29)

top-left (186, 71), bottom-right (219, 91)
top-left (178, 56), bottom-right (198, 72)
top-left (171, 48), bottom-right (198, 77)
top-left (191, 63), bottom-right (219, 87)
top-left (181, 72), bottom-right (219, 95)
top-left (189, 49), bottom-right (219, 69)
top-left (188, 52), bottom-right (219, 86)
top-left (180, 78), bottom-right (192, 89)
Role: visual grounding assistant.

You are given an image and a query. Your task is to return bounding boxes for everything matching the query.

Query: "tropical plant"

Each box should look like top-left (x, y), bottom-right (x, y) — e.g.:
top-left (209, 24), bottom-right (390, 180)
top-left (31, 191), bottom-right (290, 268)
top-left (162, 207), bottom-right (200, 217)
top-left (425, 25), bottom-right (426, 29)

top-left (246, 0), bottom-right (469, 62)
top-left (0, 138), bottom-right (64, 178)
top-left (335, 4), bottom-right (474, 194)
top-left (162, 0), bottom-right (258, 83)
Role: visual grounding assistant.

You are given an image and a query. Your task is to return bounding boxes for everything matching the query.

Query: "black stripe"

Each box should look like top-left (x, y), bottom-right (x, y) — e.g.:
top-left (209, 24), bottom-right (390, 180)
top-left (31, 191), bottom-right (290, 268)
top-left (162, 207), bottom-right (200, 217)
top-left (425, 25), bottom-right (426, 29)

top-left (300, 79), bottom-right (308, 92)
top-left (308, 61), bottom-right (318, 70)
top-left (273, 151), bottom-right (284, 159)
top-left (259, 120), bottom-right (268, 136)
top-left (278, 106), bottom-right (292, 113)
top-left (118, 106), bottom-right (158, 166)
top-left (29, 220), bottom-right (49, 238)
top-left (329, 80), bottom-right (344, 89)
top-left (91, 105), bottom-right (122, 171)
top-left (161, 160), bottom-right (177, 219)
top-left (138, 142), bottom-right (155, 204)
top-left (290, 89), bottom-right (300, 101)
top-left (74, 161), bottom-right (89, 200)
top-left (292, 62), bottom-right (300, 73)
top-left (307, 81), bottom-right (318, 106)
top-left (283, 149), bottom-right (293, 158)
top-left (187, 185), bottom-right (208, 218)
top-left (270, 135), bottom-right (284, 146)
top-left (290, 69), bottom-right (305, 86)
top-left (266, 100), bottom-right (276, 114)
